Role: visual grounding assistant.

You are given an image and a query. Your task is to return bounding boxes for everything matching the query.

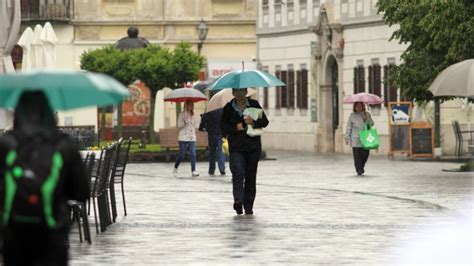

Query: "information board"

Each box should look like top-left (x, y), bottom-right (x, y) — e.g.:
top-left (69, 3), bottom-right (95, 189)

top-left (389, 125), bottom-right (411, 155)
top-left (410, 122), bottom-right (434, 158)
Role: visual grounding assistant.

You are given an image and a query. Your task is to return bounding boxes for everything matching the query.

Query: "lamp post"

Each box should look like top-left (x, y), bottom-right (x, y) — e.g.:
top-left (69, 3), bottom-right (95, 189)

top-left (196, 18), bottom-right (208, 55)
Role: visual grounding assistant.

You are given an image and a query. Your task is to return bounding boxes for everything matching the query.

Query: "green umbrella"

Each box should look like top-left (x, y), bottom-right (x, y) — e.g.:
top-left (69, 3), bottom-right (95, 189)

top-left (209, 69), bottom-right (285, 90)
top-left (0, 70), bottom-right (130, 110)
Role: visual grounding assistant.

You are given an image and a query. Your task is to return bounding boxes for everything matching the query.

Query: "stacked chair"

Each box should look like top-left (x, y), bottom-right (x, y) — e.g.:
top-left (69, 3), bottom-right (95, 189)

top-left (70, 137), bottom-right (132, 243)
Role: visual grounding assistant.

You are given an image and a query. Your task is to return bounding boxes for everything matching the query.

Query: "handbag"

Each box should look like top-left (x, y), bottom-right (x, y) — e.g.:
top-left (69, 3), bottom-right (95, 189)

top-left (359, 124), bottom-right (379, 150)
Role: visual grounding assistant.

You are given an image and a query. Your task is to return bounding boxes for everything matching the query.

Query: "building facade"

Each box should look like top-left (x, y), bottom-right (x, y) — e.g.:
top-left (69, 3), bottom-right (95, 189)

top-left (13, 0), bottom-right (257, 132)
top-left (257, 0), bottom-right (471, 155)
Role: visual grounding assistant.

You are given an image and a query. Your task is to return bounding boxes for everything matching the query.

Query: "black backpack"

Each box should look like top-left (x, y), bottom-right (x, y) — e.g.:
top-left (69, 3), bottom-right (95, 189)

top-left (1, 133), bottom-right (64, 229)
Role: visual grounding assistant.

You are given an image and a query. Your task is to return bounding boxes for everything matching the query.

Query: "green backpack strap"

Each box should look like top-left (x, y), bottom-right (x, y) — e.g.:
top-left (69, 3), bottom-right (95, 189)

top-left (41, 152), bottom-right (63, 228)
top-left (3, 150), bottom-right (20, 225)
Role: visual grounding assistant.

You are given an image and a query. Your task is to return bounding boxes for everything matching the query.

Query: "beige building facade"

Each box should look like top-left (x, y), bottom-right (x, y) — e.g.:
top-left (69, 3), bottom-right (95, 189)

top-left (257, 0), bottom-right (472, 156)
top-left (18, 0), bottom-right (257, 131)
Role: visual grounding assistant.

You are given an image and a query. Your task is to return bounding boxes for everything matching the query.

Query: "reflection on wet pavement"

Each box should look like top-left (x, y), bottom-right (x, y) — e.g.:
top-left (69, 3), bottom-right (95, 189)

top-left (69, 151), bottom-right (473, 264)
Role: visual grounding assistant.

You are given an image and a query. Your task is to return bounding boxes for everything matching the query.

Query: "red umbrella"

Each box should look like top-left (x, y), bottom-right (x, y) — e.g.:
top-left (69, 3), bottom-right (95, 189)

top-left (343, 92), bottom-right (383, 104)
top-left (164, 88), bottom-right (207, 103)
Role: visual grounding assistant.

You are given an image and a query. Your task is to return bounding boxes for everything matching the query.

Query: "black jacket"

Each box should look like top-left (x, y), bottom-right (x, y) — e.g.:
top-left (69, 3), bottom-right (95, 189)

top-left (199, 108), bottom-right (223, 137)
top-left (221, 98), bottom-right (269, 152)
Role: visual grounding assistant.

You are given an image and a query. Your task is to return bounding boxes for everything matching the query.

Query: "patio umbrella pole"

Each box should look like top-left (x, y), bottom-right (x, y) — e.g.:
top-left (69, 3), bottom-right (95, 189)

top-left (434, 98), bottom-right (441, 147)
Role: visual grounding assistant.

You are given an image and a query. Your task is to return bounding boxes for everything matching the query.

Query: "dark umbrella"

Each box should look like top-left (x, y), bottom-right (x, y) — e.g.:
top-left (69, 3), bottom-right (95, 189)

top-left (115, 26), bottom-right (150, 50)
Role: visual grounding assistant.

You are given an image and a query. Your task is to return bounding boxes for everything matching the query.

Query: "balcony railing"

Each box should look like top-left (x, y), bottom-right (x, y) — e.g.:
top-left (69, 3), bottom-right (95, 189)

top-left (21, 0), bottom-right (72, 22)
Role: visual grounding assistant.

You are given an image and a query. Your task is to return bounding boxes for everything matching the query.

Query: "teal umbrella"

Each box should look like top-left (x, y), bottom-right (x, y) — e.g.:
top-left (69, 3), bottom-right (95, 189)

top-left (0, 70), bottom-right (130, 110)
top-left (209, 69), bottom-right (285, 90)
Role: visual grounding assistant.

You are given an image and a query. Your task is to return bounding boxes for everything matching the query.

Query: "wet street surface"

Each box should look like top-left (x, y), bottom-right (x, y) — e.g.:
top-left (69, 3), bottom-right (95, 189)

top-left (69, 151), bottom-right (473, 265)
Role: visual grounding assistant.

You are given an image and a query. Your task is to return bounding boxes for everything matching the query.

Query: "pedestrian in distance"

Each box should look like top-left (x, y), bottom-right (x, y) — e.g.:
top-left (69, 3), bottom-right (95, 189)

top-left (174, 100), bottom-right (199, 177)
top-left (221, 88), bottom-right (269, 215)
top-left (199, 108), bottom-right (226, 176)
top-left (0, 91), bottom-right (90, 266)
top-left (344, 101), bottom-right (374, 176)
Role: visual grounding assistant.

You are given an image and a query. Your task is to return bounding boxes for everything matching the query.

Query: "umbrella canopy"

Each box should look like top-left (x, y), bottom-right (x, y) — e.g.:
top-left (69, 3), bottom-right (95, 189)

top-left (164, 88), bottom-right (207, 103)
top-left (40, 22), bottom-right (58, 69)
top-left (193, 80), bottom-right (214, 92)
top-left (17, 27), bottom-right (34, 71)
top-left (0, 0), bottom-right (21, 73)
top-left (0, 70), bottom-right (130, 110)
top-left (343, 92), bottom-right (383, 104)
top-left (209, 69), bottom-right (285, 90)
top-left (206, 88), bottom-right (257, 112)
top-left (428, 59), bottom-right (474, 98)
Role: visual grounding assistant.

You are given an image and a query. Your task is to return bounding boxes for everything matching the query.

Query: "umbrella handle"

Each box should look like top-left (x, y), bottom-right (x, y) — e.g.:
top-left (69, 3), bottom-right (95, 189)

top-left (242, 61), bottom-right (244, 71)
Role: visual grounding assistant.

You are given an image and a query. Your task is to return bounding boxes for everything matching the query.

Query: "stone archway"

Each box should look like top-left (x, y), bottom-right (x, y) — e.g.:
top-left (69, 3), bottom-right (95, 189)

top-left (310, 4), bottom-right (344, 153)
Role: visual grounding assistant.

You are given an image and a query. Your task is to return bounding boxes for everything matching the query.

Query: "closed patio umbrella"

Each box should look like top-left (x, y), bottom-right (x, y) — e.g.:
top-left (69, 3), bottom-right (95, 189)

top-left (31, 24), bottom-right (44, 69)
top-left (17, 27), bottom-right (34, 71)
top-left (40, 22), bottom-right (58, 69)
top-left (0, 0), bottom-right (21, 73)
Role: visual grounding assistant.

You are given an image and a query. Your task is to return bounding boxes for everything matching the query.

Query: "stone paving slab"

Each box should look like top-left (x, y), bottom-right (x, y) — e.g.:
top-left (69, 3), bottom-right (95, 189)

top-left (69, 151), bottom-right (473, 265)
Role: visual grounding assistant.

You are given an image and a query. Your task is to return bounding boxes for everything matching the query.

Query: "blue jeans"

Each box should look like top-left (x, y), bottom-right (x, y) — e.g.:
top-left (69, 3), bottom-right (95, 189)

top-left (174, 141), bottom-right (196, 172)
top-left (229, 150), bottom-right (261, 212)
top-left (208, 134), bottom-right (225, 175)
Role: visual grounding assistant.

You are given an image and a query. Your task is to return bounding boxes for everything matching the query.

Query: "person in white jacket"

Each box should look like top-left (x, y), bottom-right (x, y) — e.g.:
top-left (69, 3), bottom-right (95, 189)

top-left (344, 102), bottom-right (374, 175)
top-left (173, 101), bottom-right (199, 177)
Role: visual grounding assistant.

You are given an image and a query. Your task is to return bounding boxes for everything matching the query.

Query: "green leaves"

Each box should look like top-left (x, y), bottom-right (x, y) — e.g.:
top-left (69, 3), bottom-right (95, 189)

top-left (79, 42), bottom-right (205, 96)
top-left (377, 0), bottom-right (474, 102)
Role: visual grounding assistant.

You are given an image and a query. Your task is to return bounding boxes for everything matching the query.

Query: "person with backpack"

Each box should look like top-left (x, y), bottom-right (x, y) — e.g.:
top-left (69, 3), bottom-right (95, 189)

top-left (199, 108), bottom-right (226, 176)
top-left (0, 91), bottom-right (90, 265)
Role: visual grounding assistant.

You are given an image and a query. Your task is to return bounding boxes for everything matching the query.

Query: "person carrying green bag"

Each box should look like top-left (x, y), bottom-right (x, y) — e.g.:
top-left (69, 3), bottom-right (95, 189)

top-left (344, 102), bottom-right (374, 175)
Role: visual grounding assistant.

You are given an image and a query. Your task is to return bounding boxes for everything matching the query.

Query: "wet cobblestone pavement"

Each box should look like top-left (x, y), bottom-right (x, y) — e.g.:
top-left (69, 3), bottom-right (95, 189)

top-left (69, 151), bottom-right (473, 265)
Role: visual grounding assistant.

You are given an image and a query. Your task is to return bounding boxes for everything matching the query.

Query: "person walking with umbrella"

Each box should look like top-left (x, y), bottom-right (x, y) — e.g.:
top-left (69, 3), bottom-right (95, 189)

top-left (174, 100), bottom-right (200, 177)
top-left (221, 88), bottom-right (269, 215)
top-left (344, 101), bottom-right (375, 175)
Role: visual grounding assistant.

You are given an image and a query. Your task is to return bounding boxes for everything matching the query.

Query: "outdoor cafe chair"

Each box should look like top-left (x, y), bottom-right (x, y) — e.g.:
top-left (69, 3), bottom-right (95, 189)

top-left (452, 120), bottom-right (474, 156)
top-left (110, 137), bottom-right (132, 221)
top-left (69, 151), bottom-right (95, 244)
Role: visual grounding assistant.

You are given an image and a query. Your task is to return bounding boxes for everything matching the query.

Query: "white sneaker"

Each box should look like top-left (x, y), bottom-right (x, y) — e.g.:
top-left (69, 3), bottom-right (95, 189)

top-left (173, 167), bottom-right (178, 177)
top-left (192, 171), bottom-right (200, 177)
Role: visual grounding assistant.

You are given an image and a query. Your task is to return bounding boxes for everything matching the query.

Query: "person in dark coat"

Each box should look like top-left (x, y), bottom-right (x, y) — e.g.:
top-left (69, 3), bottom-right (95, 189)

top-left (0, 91), bottom-right (90, 265)
top-left (221, 88), bottom-right (269, 215)
top-left (199, 108), bottom-right (226, 176)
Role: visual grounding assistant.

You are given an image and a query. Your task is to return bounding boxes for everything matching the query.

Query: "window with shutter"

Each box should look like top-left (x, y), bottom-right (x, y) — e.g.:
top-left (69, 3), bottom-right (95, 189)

top-left (353, 67), bottom-right (359, 94)
top-left (383, 64), bottom-right (398, 106)
top-left (301, 69), bottom-right (308, 109)
top-left (296, 70), bottom-right (302, 108)
top-left (357, 65), bottom-right (365, 93)
top-left (369, 64), bottom-right (382, 108)
top-left (288, 70), bottom-right (295, 109)
top-left (262, 67), bottom-right (269, 109)
top-left (281, 70), bottom-right (288, 108)
top-left (275, 70), bottom-right (281, 109)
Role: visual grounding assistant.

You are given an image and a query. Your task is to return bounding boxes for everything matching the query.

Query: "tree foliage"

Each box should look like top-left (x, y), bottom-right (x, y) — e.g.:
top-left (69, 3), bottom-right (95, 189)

top-left (79, 43), bottom-right (204, 142)
top-left (377, 0), bottom-right (474, 102)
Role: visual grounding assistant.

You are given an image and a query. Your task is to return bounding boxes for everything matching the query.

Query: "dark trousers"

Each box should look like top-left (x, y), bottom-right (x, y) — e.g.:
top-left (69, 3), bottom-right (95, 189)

top-left (2, 227), bottom-right (69, 266)
top-left (208, 134), bottom-right (225, 175)
top-left (229, 150), bottom-right (261, 212)
top-left (352, 147), bottom-right (370, 174)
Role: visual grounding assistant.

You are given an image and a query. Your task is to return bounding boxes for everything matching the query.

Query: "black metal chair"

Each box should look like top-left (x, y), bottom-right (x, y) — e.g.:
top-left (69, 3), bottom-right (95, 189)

top-left (69, 151), bottom-right (95, 244)
top-left (452, 120), bottom-right (474, 156)
top-left (109, 137), bottom-right (132, 221)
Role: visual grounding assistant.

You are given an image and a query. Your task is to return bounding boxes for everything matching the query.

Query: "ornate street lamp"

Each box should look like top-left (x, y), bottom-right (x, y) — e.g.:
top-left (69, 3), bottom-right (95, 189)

top-left (196, 18), bottom-right (208, 55)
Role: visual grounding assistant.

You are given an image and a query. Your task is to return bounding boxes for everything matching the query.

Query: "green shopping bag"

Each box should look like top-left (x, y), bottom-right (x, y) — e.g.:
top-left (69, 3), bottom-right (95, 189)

top-left (359, 124), bottom-right (379, 150)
